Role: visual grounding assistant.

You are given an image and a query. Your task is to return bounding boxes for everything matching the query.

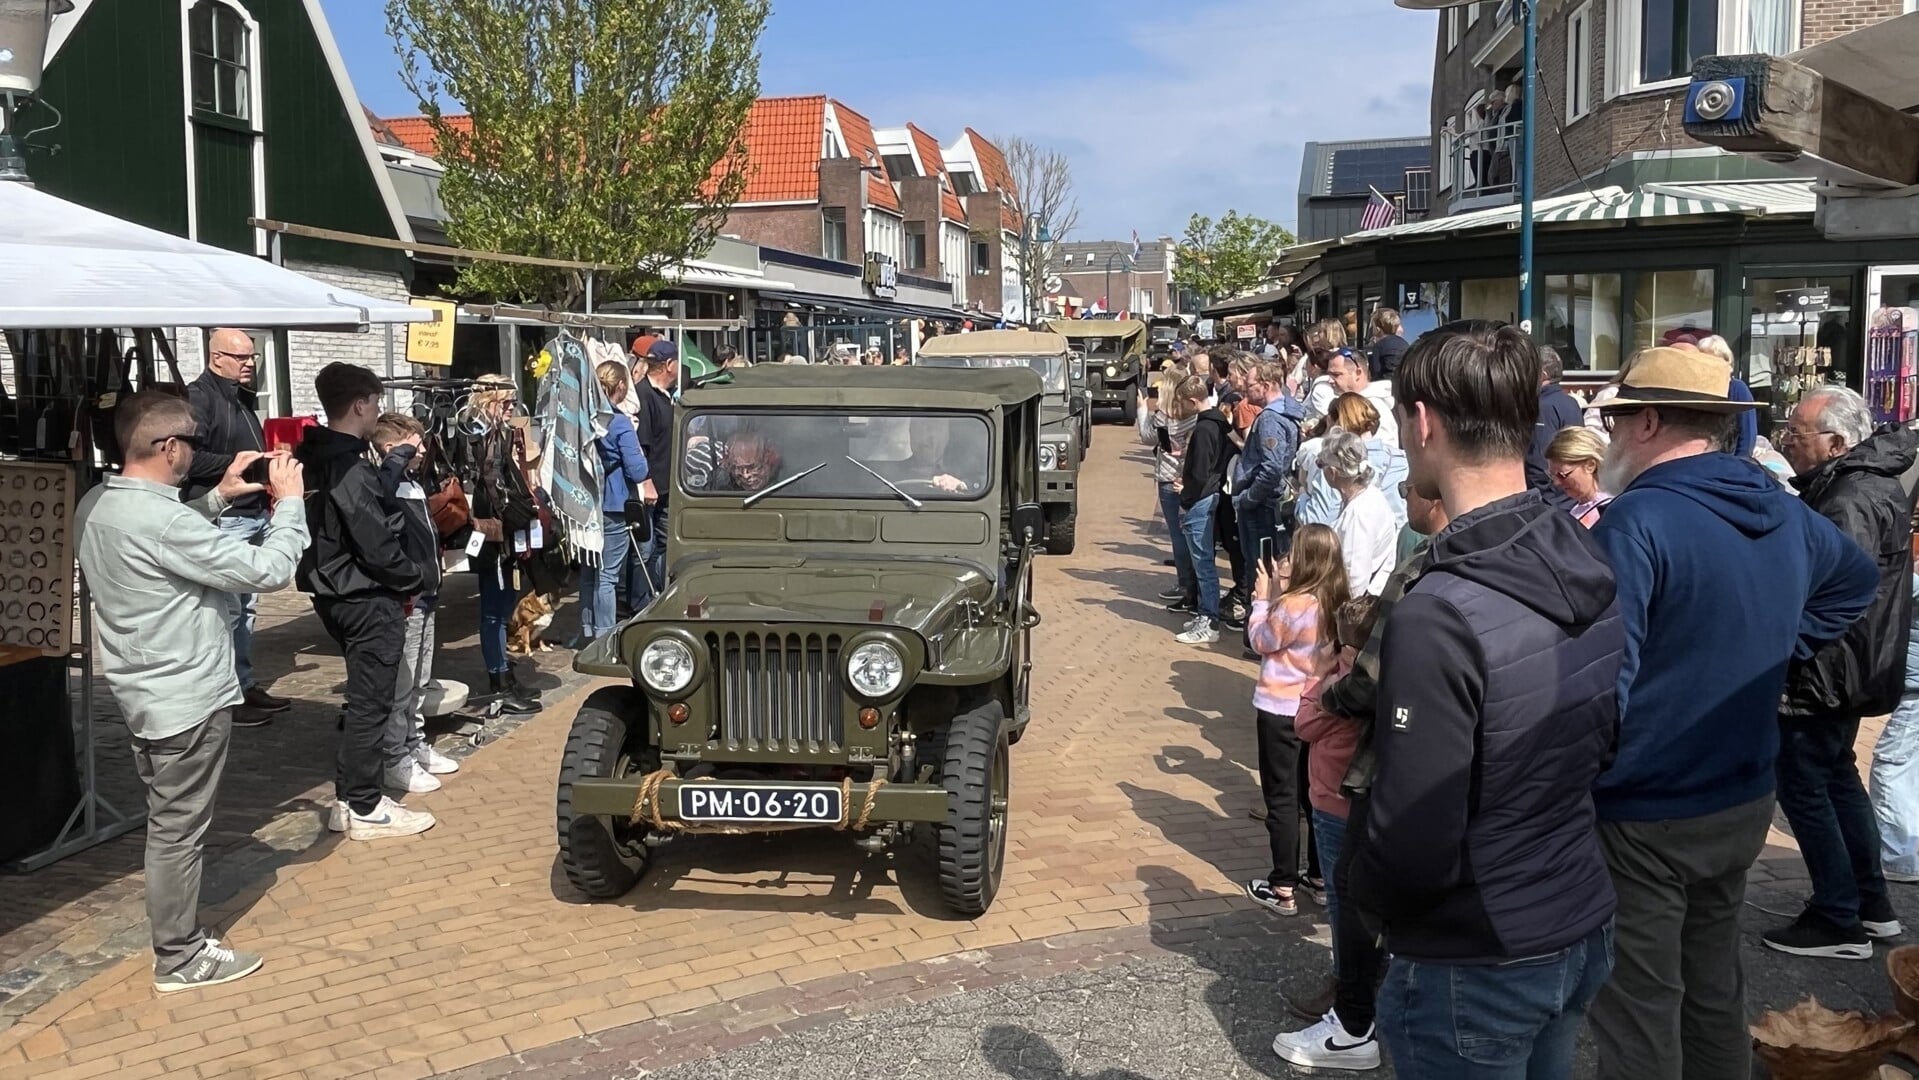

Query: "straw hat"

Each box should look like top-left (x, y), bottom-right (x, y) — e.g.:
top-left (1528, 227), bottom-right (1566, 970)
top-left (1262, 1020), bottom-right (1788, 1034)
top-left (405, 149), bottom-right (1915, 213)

top-left (1595, 346), bottom-right (1758, 414)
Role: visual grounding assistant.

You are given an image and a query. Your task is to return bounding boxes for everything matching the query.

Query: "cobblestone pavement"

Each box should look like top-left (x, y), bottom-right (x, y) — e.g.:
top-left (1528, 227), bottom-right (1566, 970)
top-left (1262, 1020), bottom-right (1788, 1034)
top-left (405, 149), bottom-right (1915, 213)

top-left (0, 430), bottom-right (1900, 1080)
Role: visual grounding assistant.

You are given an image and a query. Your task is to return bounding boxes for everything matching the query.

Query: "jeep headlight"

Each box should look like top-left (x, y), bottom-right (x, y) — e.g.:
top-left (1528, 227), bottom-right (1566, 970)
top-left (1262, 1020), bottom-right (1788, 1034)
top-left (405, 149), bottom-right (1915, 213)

top-left (1104, 365), bottom-right (1117, 378)
top-left (1039, 443), bottom-right (1061, 471)
top-left (639, 638), bottom-right (695, 694)
top-left (847, 642), bottom-right (904, 698)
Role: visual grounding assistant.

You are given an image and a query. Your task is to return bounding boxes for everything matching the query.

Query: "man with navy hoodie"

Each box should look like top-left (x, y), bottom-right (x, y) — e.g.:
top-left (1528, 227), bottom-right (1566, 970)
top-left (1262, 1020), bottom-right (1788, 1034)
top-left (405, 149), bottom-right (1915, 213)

top-left (1231, 360), bottom-right (1305, 563)
top-left (1588, 347), bottom-right (1876, 1080)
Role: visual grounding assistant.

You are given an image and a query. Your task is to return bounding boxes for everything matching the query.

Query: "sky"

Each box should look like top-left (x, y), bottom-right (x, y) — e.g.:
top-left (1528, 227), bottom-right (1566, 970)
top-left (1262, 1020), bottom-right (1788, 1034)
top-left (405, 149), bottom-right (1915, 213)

top-left (321, 0), bottom-right (1436, 244)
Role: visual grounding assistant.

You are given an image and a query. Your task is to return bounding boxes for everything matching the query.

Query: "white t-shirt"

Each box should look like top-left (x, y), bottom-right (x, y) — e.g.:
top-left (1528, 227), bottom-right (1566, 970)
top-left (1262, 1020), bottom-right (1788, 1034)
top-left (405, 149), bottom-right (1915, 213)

top-left (1304, 375), bottom-right (1338, 423)
top-left (1361, 381), bottom-right (1399, 447)
top-left (1336, 485), bottom-right (1399, 597)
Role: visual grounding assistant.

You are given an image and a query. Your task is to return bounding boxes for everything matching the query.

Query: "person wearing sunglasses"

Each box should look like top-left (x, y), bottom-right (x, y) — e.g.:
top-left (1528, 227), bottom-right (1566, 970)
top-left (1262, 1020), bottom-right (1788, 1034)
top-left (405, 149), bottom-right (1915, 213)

top-left (184, 327), bottom-right (287, 727)
top-left (77, 390), bottom-right (308, 994)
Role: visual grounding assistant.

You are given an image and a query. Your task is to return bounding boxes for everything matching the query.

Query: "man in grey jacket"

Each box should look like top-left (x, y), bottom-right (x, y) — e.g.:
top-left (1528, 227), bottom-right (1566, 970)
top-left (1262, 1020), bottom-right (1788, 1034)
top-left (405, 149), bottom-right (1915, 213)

top-left (76, 391), bottom-right (309, 993)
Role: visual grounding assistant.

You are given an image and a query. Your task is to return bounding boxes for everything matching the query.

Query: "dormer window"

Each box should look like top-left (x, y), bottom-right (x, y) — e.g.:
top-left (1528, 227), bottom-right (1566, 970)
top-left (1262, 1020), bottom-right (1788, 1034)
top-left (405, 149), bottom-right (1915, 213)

top-left (189, 0), bottom-right (252, 122)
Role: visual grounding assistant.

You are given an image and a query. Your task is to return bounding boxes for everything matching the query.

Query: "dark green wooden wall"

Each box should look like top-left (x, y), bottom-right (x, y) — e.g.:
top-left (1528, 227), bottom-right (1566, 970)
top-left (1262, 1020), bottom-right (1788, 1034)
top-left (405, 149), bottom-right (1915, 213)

top-left (24, 0), bottom-right (405, 277)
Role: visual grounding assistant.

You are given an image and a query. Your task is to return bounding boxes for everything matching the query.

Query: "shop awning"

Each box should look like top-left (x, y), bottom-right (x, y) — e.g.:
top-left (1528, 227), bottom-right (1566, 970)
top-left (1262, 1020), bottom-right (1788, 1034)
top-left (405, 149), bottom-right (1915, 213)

top-left (0, 182), bottom-right (435, 330)
top-left (1343, 180), bottom-right (1816, 243)
top-left (1201, 284), bottom-right (1292, 318)
top-left (756, 288), bottom-right (966, 324)
top-left (669, 260), bottom-right (795, 291)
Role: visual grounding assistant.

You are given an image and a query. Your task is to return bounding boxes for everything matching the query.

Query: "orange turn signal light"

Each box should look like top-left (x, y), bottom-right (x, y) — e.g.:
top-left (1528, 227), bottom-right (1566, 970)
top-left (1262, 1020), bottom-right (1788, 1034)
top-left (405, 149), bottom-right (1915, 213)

top-left (857, 707), bottom-right (880, 729)
top-left (667, 703), bottom-right (690, 725)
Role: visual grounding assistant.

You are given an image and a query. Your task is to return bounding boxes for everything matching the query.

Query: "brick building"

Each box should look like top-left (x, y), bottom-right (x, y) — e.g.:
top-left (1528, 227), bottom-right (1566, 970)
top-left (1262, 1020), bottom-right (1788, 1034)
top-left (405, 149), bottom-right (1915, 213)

top-left (1046, 239), bottom-right (1181, 318)
top-left (1284, 0), bottom-right (1918, 415)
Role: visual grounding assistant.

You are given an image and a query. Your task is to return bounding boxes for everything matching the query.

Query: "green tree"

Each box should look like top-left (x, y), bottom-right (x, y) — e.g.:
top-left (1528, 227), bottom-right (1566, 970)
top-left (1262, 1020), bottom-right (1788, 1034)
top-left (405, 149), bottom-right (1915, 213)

top-left (386, 0), bottom-right (769, 307)
top-left (1173, 211), bottom-right (1295, 305)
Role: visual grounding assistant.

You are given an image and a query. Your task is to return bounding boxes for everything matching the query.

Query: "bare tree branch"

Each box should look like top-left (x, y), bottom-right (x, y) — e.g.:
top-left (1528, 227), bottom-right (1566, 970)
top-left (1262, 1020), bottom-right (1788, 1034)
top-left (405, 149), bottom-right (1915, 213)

top-left (1001, 135), bottom-right (1080, 320)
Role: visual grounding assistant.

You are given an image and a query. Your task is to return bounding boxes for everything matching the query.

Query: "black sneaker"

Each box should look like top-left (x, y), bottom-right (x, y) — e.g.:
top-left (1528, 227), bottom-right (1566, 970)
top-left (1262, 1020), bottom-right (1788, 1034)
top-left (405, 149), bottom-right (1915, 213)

top-left (1762, 910), bottom-right (1873, 960)
top-left (1862, 897), bottom-right (1904, 939)
top-left (1156, 586), bottom-right (1186, 601)
top-left (1245, 878), bottom-right (1299, 916)
top-left (1222, 611), bottom-right (1248, 633)
top-left (232, 705), bottom-right (274, 728)
top-left (1166, 596), bottom-right (1197, 614)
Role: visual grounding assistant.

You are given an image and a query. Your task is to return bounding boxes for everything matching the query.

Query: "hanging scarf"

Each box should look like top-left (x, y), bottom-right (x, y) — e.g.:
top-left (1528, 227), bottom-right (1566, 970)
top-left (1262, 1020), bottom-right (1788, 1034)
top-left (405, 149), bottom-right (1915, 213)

top-left (534, 334), bottom-right (611, 562)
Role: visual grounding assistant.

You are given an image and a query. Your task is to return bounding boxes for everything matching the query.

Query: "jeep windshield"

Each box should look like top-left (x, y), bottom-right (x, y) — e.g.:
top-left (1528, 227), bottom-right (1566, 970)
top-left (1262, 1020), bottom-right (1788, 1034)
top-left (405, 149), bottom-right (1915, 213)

top-left (1077, 338), bottom-right (1126, 361)
top-left (918, 354), bottom-right (1067, 395)
top-left (682, 412), bottom-right (992, 500)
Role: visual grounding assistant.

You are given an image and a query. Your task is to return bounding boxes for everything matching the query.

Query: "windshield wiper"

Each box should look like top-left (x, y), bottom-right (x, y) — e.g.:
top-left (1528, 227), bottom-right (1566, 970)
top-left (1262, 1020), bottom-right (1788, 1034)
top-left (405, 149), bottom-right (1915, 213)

top-left (845, 456), bottom-right (923, 509)
top-left (743, 461), bottom-right (829, 507)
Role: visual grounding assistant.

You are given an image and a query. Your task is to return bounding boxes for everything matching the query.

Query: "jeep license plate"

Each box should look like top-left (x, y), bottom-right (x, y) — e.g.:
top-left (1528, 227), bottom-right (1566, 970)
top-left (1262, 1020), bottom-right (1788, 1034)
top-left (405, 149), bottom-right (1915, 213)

top-left (677, 784), bottom-right (844, 825)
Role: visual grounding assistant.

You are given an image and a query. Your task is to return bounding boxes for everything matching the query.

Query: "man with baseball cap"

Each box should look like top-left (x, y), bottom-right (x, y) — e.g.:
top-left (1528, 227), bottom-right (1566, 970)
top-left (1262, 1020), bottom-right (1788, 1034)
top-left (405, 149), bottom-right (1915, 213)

top-left (1586, 346), bottom-right (1877, 1080)
top-left (628, 339), bottom-right (679, 609)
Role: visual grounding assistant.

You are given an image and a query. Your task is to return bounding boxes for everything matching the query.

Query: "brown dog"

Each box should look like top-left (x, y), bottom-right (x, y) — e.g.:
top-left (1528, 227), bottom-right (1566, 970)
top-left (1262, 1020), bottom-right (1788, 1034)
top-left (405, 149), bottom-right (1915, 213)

top-left (507, 592), bottom-right (558, 655)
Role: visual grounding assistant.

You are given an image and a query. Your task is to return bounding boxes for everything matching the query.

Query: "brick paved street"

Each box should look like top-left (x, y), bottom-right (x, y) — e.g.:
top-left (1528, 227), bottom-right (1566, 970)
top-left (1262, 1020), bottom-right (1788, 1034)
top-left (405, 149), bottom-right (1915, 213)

top-left (0, 433), bottom-right (1902, 1080)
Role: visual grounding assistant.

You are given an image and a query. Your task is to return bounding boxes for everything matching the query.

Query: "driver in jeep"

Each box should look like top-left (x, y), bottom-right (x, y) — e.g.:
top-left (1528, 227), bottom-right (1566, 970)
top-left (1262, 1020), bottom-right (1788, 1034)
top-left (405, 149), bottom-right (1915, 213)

top-left (883, 421), bottom-right (980, 494)
top-left (716, 430), bottom-right (782, 493)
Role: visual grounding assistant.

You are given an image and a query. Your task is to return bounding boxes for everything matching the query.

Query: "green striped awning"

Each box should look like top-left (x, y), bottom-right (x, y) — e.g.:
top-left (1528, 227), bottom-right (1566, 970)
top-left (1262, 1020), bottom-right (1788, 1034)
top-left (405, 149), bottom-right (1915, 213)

top-left (1530, 189), bottom-right (1755, 223)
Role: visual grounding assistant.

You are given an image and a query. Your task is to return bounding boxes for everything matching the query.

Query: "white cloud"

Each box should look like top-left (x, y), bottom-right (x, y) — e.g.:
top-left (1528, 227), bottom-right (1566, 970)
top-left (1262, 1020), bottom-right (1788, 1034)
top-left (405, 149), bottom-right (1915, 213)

top-left (872, 0), bottom-right (1435, 242)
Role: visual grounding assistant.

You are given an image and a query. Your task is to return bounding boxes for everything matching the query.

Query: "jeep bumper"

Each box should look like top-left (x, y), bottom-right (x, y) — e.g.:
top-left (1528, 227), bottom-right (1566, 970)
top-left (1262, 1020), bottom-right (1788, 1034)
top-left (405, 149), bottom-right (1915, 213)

top-left (568, 777), bottom-right (950, 823)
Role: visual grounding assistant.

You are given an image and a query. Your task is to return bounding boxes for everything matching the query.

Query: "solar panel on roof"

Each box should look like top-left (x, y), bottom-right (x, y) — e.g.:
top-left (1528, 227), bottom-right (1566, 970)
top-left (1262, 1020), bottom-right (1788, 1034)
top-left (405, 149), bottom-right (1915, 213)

top-left (1328, 146), bottom-right (1431, 196)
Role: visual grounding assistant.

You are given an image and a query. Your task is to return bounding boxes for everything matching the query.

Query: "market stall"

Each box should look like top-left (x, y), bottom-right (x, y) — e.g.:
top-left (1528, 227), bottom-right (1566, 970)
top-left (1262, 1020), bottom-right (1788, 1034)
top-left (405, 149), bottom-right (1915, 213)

top-left (0, 180), bottom-right (432, 869)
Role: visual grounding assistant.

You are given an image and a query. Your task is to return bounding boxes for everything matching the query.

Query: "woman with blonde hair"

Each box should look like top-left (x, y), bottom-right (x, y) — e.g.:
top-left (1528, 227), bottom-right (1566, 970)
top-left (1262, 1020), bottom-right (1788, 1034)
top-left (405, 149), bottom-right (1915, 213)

top-left (1138, 360), bottom-right (1202, 608)
top-left (1697, 334), bottom-right (1761, 457)
top-left (466, 373), bottom-right (540, 712)
top-left (1546, 426), bottom-right (1612, 527)
top-left (580, 361), bottom-right (650, 642)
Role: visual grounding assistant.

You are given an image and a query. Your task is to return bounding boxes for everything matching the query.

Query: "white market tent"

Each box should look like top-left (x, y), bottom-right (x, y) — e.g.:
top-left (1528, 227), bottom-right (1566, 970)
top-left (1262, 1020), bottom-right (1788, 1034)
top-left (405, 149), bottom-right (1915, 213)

top-left (0, 181), bottom-right (433, 330)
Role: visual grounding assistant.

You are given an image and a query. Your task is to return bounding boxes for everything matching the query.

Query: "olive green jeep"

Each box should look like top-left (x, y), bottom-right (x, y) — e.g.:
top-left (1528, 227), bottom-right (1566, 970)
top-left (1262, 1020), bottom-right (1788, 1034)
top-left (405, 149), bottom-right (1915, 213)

top-left (917, 330), bottom-right (1080, 555)
top-left (1049, 318), bottom-right (1147, 425)
top-left (560, 365), bottom-right (1046, 916)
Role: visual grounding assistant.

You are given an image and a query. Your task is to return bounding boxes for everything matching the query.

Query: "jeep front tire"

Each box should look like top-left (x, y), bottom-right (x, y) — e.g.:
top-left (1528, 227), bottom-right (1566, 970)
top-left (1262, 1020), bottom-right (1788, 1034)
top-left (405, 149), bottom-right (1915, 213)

top-left (557, 687), bottom-right (654, 899)
top-left (934, 701), bottom-right (1010, 916)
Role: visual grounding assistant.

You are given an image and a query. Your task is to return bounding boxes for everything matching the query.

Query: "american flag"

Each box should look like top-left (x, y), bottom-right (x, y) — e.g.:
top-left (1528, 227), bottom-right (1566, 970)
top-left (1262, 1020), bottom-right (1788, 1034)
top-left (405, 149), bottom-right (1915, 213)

top-left (1360, 187), bottom-right (1399, 232)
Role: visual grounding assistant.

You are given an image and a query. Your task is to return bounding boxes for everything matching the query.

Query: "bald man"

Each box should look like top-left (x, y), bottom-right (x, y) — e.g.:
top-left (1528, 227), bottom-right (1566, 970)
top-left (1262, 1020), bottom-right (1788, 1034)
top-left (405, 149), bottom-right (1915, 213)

top-left (186, 328), bottom-right (283, 725)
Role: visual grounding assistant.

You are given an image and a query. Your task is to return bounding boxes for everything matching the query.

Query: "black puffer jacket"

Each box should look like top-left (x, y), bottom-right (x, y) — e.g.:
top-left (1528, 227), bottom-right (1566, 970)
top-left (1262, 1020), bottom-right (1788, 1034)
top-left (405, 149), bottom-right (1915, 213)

top-left (1782, 426), bottom-right (1919, 718)
top-left (1351, 490), bottom-right (1625, 963)
top-left (293, 427), bottom-right (424, 601)
top-left (182, 368), bottom-right (267, 513)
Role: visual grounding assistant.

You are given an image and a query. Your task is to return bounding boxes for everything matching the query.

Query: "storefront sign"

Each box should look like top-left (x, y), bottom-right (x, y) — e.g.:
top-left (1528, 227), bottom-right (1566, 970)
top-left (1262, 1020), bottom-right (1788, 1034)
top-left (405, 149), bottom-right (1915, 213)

top-left (1235, 322), bottom-right (1257, 340)
top-left (1197, 318), bottom-right (1216, 341)
top-left (863, 253), bottom-right (898, 300)
top-left (406, 298), bottom-right (457, 366)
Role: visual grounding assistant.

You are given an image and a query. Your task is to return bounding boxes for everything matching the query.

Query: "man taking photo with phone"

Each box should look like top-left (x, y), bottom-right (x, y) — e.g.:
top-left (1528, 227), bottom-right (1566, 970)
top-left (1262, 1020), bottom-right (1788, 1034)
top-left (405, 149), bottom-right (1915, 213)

top-left (184, 327), bottom-right (287, 727)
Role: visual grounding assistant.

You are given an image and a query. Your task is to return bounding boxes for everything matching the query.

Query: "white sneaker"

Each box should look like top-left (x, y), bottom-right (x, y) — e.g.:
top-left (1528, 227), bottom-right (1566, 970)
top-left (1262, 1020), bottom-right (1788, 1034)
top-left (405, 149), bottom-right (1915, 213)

top-left (1273, 1010), bottom-right (1382, 1071)
top-left (327, 801), bottom-right (348, 833)
top-left (384, 760), bottom-right (442, 794)
top-left (346, 796), bottom-right (436, 841)
top-left (1887, 869), bottom-right (1919, 884)
top-left (413, 743), bottom-right (460, 775)
top-left (1175, 616), bottom-right (1221, 645)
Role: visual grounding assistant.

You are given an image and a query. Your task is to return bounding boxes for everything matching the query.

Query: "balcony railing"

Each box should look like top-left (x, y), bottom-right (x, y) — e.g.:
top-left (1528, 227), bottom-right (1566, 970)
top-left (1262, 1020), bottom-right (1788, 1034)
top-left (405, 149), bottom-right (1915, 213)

top-left (1444, 120), bottom-right (1522, 210)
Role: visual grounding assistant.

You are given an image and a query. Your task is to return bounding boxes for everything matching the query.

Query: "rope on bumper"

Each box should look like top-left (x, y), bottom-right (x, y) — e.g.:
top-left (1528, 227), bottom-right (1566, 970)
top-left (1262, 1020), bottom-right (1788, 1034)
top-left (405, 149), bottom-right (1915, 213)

top-left (627, 772), bottom-right (886, 834)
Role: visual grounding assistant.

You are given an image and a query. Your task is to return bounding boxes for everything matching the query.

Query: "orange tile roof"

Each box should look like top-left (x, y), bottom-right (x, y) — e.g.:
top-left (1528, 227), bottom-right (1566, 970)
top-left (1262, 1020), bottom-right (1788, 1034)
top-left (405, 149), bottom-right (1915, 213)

top-left (964, 128), bottom-right (1023, 234)
top-left (907, 123), bottom-right (967, 223)
top-left (830, 100), bottom-right (901, 214)
top-left (377, 114), bottom-right (473, 157)
top-left (727, 95), bottom-right (827, 203)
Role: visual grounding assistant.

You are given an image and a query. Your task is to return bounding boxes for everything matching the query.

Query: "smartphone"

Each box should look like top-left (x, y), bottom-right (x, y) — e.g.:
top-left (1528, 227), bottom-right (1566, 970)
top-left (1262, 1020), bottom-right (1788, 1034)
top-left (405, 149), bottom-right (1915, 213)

top-left (1259, 536), bottom-right (1277, 567)
top-left (1148, 386), bottom-right (1160, 400)
top-left (1156, 427), bottom-right (1172, 453)
top-left (243, 457), bottom-right (271, 485)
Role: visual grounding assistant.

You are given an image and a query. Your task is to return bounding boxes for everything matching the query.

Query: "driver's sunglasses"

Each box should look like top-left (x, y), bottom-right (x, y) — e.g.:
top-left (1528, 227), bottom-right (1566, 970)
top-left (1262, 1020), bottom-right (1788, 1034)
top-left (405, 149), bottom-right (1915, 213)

top-left (152, 431), bottom-right (202, 449)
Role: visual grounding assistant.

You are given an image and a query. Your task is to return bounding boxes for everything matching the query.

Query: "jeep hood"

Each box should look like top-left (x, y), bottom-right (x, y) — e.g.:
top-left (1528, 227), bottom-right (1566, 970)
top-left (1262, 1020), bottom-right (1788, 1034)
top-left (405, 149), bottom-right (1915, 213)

top-left (635, 558), bottom-right (994, 636)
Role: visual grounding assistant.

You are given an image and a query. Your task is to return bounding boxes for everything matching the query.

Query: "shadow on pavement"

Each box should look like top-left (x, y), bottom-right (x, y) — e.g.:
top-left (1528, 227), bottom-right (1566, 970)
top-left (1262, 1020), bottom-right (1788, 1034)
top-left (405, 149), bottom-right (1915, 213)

top-left (978, 1024), bottom-right (1155, 1080)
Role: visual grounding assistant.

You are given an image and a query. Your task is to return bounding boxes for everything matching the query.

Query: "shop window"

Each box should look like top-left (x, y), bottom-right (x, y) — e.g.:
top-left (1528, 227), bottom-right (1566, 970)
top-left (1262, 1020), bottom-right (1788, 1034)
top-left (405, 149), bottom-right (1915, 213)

top-left (1543, 273), bottom-right (1623, 372)
top-left (1631, 268), bottom-right (1716, 350)
top-left (1460, 277), bottom-right (1519, 325)
top-left (822, 208), bottom-right (847, 262)
top-left (189, 0), bottom-right (251, 122)
top-left (1747, 274), bottom-right (1855, 400)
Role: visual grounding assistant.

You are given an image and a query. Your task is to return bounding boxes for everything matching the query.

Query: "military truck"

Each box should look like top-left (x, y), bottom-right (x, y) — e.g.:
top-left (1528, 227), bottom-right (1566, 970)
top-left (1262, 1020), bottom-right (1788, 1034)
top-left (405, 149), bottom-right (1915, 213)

top-left (917, 331), bottom-right (1080, 556)
top-left (1049, 319), bottom-right (1147, 424)
top-left (559, 365), bottom-right (1045, 917)
top-left (1146, 316), bottom-right (1186, 364)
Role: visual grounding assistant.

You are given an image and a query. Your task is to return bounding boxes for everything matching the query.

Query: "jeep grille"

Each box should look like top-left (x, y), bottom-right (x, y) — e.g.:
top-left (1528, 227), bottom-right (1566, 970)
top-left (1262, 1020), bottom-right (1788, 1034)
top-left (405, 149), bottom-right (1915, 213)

top-left (709, 631), bottom-right (845, 753)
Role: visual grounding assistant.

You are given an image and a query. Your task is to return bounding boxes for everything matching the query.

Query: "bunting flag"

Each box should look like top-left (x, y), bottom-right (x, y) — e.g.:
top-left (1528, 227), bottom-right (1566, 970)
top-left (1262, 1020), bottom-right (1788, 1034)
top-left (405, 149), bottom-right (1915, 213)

top-left (1361, 187), bottom-right (1400, 232)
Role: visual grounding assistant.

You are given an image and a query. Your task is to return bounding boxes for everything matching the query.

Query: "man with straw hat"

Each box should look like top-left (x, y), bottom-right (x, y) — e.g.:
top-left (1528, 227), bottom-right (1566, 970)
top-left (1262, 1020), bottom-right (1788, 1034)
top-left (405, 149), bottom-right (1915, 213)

top-left (1586, 346), bottom-right (1878, 1080)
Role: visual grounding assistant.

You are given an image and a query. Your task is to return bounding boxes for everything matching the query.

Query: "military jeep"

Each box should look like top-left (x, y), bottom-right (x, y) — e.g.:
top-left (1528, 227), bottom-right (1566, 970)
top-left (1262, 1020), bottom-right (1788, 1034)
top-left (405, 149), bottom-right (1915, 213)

top-left (1050, 318), bottom-right (1147, 425)
top-left (560, 364), bottom-right (1046, 916)
top-left (916, 330), bottom-right (1080, 556)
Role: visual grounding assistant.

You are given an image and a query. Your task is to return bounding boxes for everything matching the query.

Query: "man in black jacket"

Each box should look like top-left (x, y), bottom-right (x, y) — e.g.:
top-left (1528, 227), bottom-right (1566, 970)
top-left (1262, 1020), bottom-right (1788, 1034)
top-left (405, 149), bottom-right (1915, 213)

top-left (1768, 386), bottom-right (1919, 958)
top-left (295, 364), bottom-right (432, 842)
top-left (1174, 376), bottom-right (1231, 646)
top-left (1349, 322), bottom-right (1625, 1075)
top-left (1526, 346), bottom-right (1584, 511)
top-left (184, 328), bottom-right (287, 726)
top-left (1365, 308), bottom-right (1408, 381)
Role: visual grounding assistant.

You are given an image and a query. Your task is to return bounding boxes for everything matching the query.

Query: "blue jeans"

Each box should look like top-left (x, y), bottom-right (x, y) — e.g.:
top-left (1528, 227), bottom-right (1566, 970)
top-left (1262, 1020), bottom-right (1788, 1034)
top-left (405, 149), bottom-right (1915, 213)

top-left (1874, 620), bottom-right (1919, 876)
top-left (1312, 809), bottom-right (1348, 973)
top-left (628, 502), bottom-right (669, 612)
top-left (1378, 921), bottom-right (1614, 1079)
top-left (476, 555), bottom-right (518, 675)
top-left (1157, 482), bottom-right (1196, 599)
top-left (1778, 713), bottom-right (1890, 925)
top-left (1179, 494), bottom-right (1220, 619)
top-left (1235, 495), bottom-right (1285, 572)
top-left (214, 514), bottom-right (269, 689)
top-left (580, 512), bottom-right (630, 641)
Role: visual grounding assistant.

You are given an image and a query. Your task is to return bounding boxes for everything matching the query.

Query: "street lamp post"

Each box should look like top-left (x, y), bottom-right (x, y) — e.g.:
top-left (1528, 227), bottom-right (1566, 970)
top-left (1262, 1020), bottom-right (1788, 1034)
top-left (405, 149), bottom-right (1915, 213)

top-left (1103, 252), bottom-right (1131, 316)
top-left (1396, 0), bottom-right (1536, 333)
top-left (1021, 212), bottom-right (1051, 324)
